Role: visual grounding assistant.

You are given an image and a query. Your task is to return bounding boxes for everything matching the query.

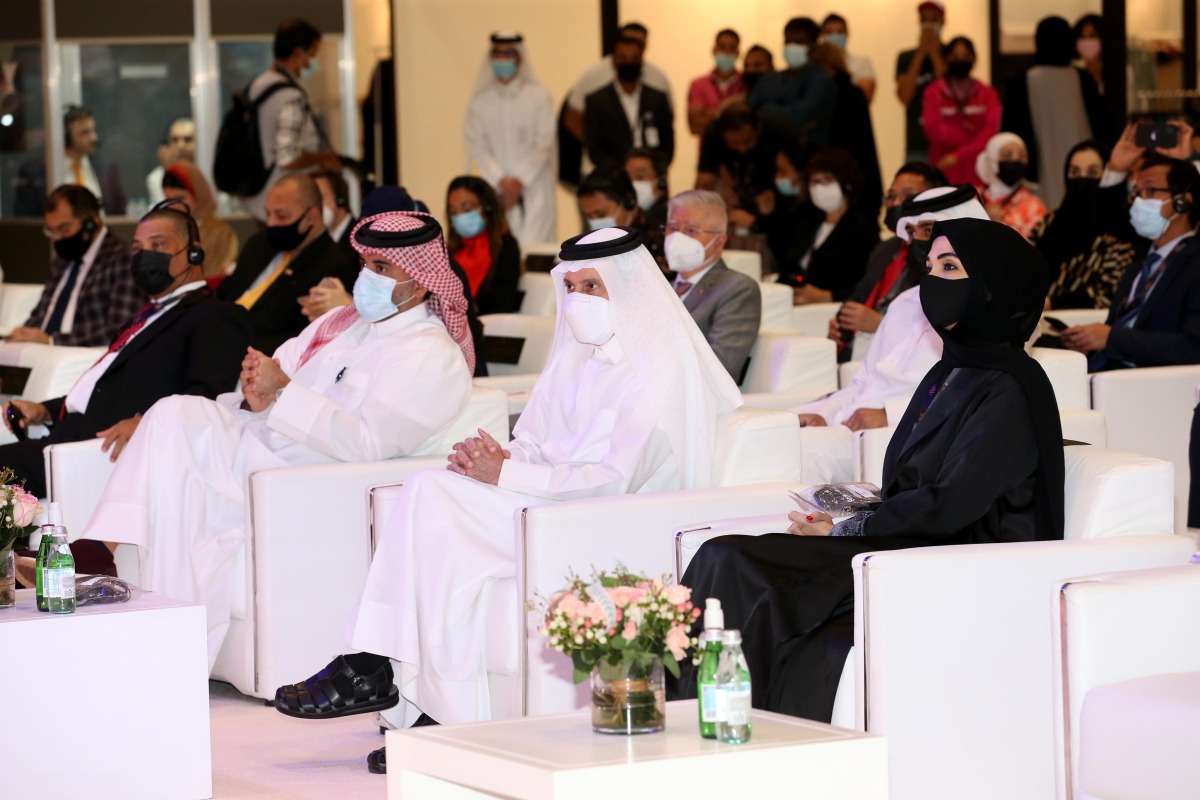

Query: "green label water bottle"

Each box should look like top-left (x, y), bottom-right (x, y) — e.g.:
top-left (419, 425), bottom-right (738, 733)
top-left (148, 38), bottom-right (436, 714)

top-left (696, 598), bottom-right (725, 738)
top-left (45, 531), bottom-right (75, 615)
top-left (35, 528), bottom-right (53, 612)
top-left (716, 629), bottom-right (752, 744)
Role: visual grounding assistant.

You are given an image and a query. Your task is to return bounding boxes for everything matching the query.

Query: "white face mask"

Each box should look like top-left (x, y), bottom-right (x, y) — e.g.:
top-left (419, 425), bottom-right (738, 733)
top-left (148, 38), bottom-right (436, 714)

top-left (353, 267), bottom-right (417, 322)
top-left (632, 180), bottom-right (658, 211)
top-left (322, 205), bottom-right (335, 229)
top-left (664, 231), bottom-right (714, 274)
top-left (587, 216), bottom-right (617, 232)
top-left (809, 182), bottom-right (846, 214)
top-left (562, 292), bottom-right (614, 346)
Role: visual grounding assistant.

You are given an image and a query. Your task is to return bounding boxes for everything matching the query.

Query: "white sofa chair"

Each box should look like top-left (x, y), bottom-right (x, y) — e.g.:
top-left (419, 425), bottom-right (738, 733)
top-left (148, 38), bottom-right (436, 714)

top-left (1052, 563), bottom-right (1200, 800)
top-left (788, 302), bottom-right (841, 337)
top-left (722, 249), bottom-right (762, 281)
top-left (0, 342), bottom-right (107, 447)
top-left (738, 331), bottom-right (837, 404)
top-left (0, 283), bottom-right (44, 336)
top-left (516, 272), bottom-right (556, 316)
top-left (43, 385), bottom-right (511, 698)
top-left (758, 282), bottom-right (794, 330)
top-left (1091, 364), bottom-right (1200, 533)
top-left (472, 314), bottom-right (556, 417)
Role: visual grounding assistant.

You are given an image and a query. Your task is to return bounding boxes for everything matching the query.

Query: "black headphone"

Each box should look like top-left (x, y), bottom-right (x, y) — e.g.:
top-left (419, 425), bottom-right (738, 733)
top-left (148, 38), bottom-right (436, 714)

top-left (147, 199), bottom-right (205, 267)
top-left (81, 217), bottom-right (97, 235)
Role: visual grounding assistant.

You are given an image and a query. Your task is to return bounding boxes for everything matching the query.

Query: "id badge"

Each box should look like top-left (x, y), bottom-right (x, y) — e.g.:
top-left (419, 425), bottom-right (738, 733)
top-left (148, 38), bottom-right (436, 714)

top-left (644, 125), bottom-right (660, 149)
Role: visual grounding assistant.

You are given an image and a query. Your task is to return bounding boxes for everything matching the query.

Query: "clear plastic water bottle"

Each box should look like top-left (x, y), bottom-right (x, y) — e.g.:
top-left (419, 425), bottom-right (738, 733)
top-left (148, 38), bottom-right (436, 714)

top-left (696, 598), bottom-right (724, 739)
top-left (35, 502), bottom-right (63, 613)
top-left (44, 531), bottom-right (75, 615)
top-left (715, 629), bottom-right (752, 744)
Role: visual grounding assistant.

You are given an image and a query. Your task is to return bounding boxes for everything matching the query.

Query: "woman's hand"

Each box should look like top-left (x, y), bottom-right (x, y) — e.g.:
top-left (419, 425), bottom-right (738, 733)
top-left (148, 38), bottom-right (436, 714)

top-left (786, 510), bottom-right (835, 536)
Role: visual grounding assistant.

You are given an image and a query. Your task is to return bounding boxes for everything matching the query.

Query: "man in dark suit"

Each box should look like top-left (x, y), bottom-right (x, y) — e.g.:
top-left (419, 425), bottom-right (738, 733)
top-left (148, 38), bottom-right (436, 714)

top-left (8, 185), bottom-right (145, 347)
top-left (218, 173), bottom-right (358, 354)
top-left (1062, 154), bottom-right (1200, 370)
top-left (1, 202), bottom-right (252, 571)
top-left (583, 34), bottom-right (674, 171)
top-left (13, 106), bottom-right (128, 217)
top-left (665, 190), bottom-right (761, 380)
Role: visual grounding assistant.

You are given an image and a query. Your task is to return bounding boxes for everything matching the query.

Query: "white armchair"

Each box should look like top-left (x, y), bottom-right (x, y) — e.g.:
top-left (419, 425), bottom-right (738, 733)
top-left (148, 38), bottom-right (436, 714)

top-left (516, 272), bottom-right (556, 316)
top-left (1053, 564), bottom-right (1200, 800)
top-left (758, 282), bottom-right (794, 330)
top-left (0, 342), bottom-right (107, 446)
top-left (473, 314), bottom-right (556, 417)
top-left (789, 302), bottom-right (841, 337)
top-left (722, 249), bottom-right (762, 281)
top-left (738, 331), bottom-right (837, 405)
top-left (0, 283), bottom-right (43, 336)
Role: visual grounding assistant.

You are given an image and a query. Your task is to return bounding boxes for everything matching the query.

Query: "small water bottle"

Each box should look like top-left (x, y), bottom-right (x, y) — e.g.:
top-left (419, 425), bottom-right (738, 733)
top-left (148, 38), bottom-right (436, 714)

top-left (696, 598), bottom-right (725, 739)
top-left (44, 531), bottom-right (75, 615)
top-left (715, 629), bottom-right (752, 744)
top-left (34, 502), bottom-right (63, 613)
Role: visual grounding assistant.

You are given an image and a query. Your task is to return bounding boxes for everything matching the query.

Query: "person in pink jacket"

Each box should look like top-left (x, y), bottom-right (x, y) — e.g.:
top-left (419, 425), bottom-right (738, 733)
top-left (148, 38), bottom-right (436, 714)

top-left (922, 36), bottom-right (1001, 185)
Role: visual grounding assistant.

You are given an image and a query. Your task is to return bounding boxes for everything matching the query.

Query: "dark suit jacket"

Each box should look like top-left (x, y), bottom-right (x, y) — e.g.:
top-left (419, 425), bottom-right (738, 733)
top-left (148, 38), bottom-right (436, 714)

top-left (677, 260), bottom-right (762, 381)
top-left (474, 233), bottom-right (522, 316)
top-left (13, 152), bottom-right (128, 217)
top-left (778, 208), bottom-right (881, 301)
top-left (1095, 234), bottom-right (1200, 369)
top-left (24, 227), bottom-right (146, 347)
top-left (219, 230), bottom-right (359, 355)
top-left (583, 83), bottom-right (675, 170)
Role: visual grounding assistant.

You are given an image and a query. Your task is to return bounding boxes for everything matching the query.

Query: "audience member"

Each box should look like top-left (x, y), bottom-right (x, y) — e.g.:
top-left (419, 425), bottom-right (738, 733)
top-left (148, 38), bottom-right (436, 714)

top-left (695, 103), bottom-right (794, 222)
top-left (576, 166), bottom-right (664, 263)
top-left (583, 32), bottom-right (675, 170)
top-left (1002, 16), bottom-right (1116, 207)
top-left (676, 218), bottom-right (1064, 722)
top-left (742, 44), bottom-right (775, 94)
top-left (10, 185), bottom-right (143, 346)
top-left (821, 13), bottom-right (876, 103)
top-left (241, 19), bottom-right (342, 222)
top-left (1062, 143), bottom-right (1200, 370)
top-left (810, 41), bottom-right (882, 219)
top-left (464, 31), bottom-right (556, 246)
top-left (146, 117), bottom-right (197, 204)
top-left (81, 210), bottom-right (477, 669)
top-left (921, 36), bottom-right (1000, 185)
top-left (756, 141), bottom-right (812, 270)
top-left (895, 1), bottom-right (947, 162)
top-left (776, 148), bottom-right (879, 304)
top-left (274, 227), bottom-right (741, 773)
top-left (1073, 14), bottom-right (1104, 93)
top-left (625, 147), bottom-right (669, 233)
top-left (313, 169), bottom-right (356, 253)
top-left (1032, 139), bottom-right (1139, 309)
top-left (162, 163), bottom-right (239, 281)
top-left (976, 132), bottom-right (1047, 239)
top-left (665, 191), bottom-right (761, 380)
top-left (446, 176), bottom-right (520, 315)
top-left (747, 17), bottom-right (836, 147)
top-left (219, 173), bottom-right (358, 354)
top-left (687, 29), bottom-right (747, 136)
top-left (15, 105), bottom-right (127, 216)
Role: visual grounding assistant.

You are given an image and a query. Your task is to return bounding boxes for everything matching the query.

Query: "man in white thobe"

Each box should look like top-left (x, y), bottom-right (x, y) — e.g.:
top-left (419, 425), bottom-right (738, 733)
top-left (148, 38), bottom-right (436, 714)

top-left (273, 226), bottom-right (742, 775)
top-left (78, 212), bottom-right (476, 667)
top-left (792, 186), bottom-right (989, 484)
top-left (464, 32), bottom-right (556, 246)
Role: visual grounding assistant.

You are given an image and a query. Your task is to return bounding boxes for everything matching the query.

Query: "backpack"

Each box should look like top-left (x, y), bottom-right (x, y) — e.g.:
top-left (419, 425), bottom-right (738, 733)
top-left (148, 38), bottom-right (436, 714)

top-left (212, 77), bottom-right (298, 197)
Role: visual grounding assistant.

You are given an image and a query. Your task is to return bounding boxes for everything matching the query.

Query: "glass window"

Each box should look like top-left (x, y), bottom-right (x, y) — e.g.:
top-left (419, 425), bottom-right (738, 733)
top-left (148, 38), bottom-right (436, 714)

top-left (1, 44), bottom-right (47, 218)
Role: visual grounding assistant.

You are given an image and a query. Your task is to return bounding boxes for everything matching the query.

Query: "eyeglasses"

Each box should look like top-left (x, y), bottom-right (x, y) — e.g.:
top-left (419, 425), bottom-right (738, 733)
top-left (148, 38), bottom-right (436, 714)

top-left (663, 222), bottom-right (724, 238)
top-left (42, 221), bottom-right (80, 239)
top-left (1130, 186), bottom-right (1173, 200)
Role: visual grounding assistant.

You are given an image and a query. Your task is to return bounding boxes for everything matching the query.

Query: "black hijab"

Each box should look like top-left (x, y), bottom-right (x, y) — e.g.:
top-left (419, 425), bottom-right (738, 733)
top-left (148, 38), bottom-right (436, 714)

top-left (893, 217), bottom-right (1065, 539)
top-left (1034, 16), bottom-right (1076, 67)
top-left (1035, 140), bottom-right (1110, 271)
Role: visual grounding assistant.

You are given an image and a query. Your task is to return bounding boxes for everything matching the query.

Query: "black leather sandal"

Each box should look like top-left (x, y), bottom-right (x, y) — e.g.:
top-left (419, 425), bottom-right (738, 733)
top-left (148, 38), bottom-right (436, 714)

top-left (274, 655), bottom-right (399, 719)
top-left (367, 747), bottom-right (386, 774)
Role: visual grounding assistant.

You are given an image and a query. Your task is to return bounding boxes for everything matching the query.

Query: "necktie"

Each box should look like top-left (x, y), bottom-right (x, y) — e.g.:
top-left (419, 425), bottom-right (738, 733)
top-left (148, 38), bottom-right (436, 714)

top-left (237, 253), bottom-right (292, 309)
top-left (43, 261), bottom-right (82, 335)
top-left (1117, 252), bottom-right (1165, 326)
top-left (674, 280), bottom-right (693, 298)
top-left (106, 301), bottom-right (161, 354)
top-left (72, 160), bottom-right (84, 186)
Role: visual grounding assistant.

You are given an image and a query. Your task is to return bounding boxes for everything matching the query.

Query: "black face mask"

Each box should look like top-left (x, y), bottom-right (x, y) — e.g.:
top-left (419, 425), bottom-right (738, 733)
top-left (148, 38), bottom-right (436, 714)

top-left (906, 237), bottom-right (932, 276)
top-left (1065, 177), bottom-right (1101, 196)
top-left (130, 248), bottom-right (183, 295)
top-left (996, 160), bottom-right (1026, 188)
top-left (266, 209), bottom-right (313, 253)
top-left (54, 224), bottom-right (94, 262)
top-left (743, 72), bottom-right (763, 92)
top-left (920, 275), bottom-right (973, 330)
top-left (946, 60), bottom-right (973, 79)
top-left (884, 205), bottom-right (905, 233)
top-left (615, 62), bottom-right (643, 83)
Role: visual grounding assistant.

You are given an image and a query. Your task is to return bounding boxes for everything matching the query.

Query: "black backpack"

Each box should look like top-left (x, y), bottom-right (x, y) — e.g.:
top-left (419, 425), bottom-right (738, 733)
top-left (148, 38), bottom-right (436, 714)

top-left (213, 77), bottom-right (299, 197)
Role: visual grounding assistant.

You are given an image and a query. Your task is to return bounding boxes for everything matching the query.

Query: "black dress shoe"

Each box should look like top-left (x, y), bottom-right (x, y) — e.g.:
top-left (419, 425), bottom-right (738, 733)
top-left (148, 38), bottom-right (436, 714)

top-left (274, 654), bottom-right (399, 719)
top-left (367, 747), bottom-right (386, 774)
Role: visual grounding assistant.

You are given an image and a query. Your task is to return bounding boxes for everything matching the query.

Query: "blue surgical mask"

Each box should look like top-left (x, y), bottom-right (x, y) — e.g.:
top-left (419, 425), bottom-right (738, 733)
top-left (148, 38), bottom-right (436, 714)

top-left (825, 33), bottom-right (847, 50)
top-left (491, 58), bottom-right (517, 81)
top-left (451, 209), bottom-right (488, 239)
top-left (783, 43), bottom-right (809, 70)
top-left (1129, 196), bottom-right (1173, 241)
top-left (714, 53), bottom-right (737, 74)
top-left (775, 177), bottom-right (800, 197)
top-left (353, 268), bottom-right (417, 322)
top-left (587, 216), bottom-right (617, 232)
top-left (301, 59), bottom-right (319, 80)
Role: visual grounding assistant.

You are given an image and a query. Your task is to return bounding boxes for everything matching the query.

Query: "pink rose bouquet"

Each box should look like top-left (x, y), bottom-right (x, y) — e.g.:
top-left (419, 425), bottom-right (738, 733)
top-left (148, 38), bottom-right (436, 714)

top-left (0, 467), bottom-right (42, 552)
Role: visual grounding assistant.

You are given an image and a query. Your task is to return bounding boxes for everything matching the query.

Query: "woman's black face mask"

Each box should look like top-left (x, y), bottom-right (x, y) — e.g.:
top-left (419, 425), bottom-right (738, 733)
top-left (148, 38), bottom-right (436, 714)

top-left (920, 275), bottom-right (972, 330)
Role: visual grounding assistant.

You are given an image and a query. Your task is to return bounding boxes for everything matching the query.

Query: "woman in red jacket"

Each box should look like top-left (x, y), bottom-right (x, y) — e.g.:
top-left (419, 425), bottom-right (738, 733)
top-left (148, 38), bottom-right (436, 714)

top-left (922, 36), bottom-right (1001, 185)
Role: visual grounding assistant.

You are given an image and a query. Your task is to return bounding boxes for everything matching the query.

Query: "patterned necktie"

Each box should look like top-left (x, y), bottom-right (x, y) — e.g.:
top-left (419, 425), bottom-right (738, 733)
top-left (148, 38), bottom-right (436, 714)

top-left (106, 301), bottom-right (161, 354)
top-left (674, 280), bottom-right (693, 298)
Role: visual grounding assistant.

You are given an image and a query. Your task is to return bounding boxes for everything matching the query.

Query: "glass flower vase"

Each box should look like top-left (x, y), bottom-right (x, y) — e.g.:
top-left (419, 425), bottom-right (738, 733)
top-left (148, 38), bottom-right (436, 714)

top-left (0, 548), bottom-right (15, 608)
top-left (591, 653), bottom-right (666, 734)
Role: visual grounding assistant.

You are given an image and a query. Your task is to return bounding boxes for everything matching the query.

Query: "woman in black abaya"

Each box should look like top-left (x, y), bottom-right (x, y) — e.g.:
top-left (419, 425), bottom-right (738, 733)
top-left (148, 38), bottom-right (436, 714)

top-left (675, 218), bottom-right (1065, 721)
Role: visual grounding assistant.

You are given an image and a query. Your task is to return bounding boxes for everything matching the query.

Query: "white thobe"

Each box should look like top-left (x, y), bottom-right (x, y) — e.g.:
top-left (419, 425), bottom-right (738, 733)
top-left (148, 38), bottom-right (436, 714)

top-left (348, 340), bottom-right (678, 725)
top-left (793, 287), bottom-right (942, 484)
top-left (78, 303), bottom-right (472, 666)
top-left (464, 79), bottom-right (557, 245)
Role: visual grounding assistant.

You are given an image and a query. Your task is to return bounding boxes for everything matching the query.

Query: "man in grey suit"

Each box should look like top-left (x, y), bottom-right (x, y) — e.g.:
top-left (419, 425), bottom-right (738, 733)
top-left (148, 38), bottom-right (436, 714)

top-left (664, 190), bottom-right (762, 380)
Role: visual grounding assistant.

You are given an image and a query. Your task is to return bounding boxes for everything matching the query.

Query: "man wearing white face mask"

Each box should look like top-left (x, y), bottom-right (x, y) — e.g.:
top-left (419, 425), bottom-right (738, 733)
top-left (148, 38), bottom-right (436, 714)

top-left (77, 211), bottom-right (474, 670)
top-left (746, 17), bottom-right (836, 146)
top-left (272, 227), bottom-right (742, 773)
top-left (666, 190), bottom-right (761, 379)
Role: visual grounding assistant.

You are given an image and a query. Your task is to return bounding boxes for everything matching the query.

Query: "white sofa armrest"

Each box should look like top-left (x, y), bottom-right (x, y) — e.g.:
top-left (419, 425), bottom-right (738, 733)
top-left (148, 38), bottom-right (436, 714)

top-left (739, 331), bottom-right (836, 396)
top-left (789, 303), bottom-right (841, 337)
top-left (674, 513), bottom-right (792, 578)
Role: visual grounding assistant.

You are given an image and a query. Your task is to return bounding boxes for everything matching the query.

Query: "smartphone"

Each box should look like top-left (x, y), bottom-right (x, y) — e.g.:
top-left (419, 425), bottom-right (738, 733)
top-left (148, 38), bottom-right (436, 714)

top-left (6, 405), bottom-right (26, 442)
top-left (1045, 316), bottom-right (1068, 333)
top-left (1135, 122), bottom-right (1179, 151)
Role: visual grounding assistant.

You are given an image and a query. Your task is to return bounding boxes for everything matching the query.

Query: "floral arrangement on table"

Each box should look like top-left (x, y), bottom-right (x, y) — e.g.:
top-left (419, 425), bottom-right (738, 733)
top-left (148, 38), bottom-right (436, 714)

top-left (540, 566), bottom-right (701, 733)
top-left (0, 467), bottom-right (44, 607)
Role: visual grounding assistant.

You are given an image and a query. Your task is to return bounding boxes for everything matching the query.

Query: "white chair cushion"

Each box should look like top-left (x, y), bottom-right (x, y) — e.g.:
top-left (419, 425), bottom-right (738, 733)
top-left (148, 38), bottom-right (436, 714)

top-left (1062, 446), bottom-right (1174, 539)
top-left (1030, 347), bottom-right (1090, 409)
top-left (1079, 672), bottom-right (1200, 800)
top-left (711, 407), bottom-right (802, 485)
top-left (0, 284), bottom-right (44, 336)
top-left (758, 282), bottom-right (794, 330)
top-left (739, 330), bottom-right (836, 396)
top-left (839, 360), bottom-right (863, 389)
top-left (479, 314), bottom-right (556, 377)
top-left (789, 302), bottom-right (841, 337)
top-left (723, 250), bottom-right (762, 281)
top-left (517, 273), bottom-right (557, 316)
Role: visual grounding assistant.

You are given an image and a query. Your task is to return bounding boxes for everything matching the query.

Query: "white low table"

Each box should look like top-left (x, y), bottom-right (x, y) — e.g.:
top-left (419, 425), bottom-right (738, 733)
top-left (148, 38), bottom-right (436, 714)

top-left (387, 701), bottom-right (887, 799)
top-left (0, 588), bottom-right (211, 799)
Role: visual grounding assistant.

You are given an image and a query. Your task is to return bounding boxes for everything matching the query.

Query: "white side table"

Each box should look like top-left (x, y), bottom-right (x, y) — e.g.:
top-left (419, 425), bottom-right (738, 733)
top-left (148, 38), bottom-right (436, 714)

top-left (0, 589), bottom-right (211, 800)
top-left (388, 701), bottom-right (887, 799)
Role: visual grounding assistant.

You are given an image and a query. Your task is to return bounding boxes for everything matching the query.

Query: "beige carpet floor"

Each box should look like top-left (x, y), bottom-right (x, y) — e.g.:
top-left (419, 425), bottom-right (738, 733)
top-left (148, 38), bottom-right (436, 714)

top-left (209, 681), bottom-right (387, 799)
